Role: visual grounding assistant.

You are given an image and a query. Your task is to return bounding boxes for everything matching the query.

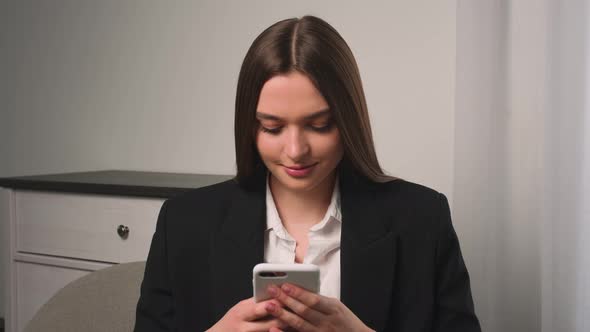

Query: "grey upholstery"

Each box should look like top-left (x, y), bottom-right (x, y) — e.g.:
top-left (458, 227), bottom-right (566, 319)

top-left (24, 261), bottom-right (146, 332)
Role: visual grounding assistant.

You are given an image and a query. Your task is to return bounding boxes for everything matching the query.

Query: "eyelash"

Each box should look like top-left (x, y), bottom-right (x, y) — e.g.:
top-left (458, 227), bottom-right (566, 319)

top-left (260, 123), bottom-right (333, 135)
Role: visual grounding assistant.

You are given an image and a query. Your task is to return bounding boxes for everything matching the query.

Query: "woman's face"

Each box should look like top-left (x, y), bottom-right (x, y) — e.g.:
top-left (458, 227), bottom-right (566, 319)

top-left (255, 71), bottom-right (344, 193)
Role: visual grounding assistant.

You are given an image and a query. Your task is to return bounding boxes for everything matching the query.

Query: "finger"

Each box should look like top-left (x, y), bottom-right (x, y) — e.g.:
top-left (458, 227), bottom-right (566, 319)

top-left (242, 298), bottom-right (283, 321)
top-left (265, 300), bottom-right (314, 332)
top-left (281, 283), bottom-right (334, 314)
top-left (269, 327), bottom-right (284, 332)
top-left (268, 285), bottom-right (322, 323)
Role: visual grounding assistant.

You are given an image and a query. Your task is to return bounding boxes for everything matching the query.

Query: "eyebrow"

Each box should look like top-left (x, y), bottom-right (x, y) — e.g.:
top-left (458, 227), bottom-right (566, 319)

top-left (255, 109), bottom-right (331, 121)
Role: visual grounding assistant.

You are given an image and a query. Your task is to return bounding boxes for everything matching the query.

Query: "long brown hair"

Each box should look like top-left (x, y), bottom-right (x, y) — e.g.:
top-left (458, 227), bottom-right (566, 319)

top-left (234, 15), bottom-right (397, 189)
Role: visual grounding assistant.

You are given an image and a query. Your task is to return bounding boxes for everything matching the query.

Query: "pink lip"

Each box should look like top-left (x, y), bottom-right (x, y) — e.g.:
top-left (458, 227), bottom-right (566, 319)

top-left (285, 164), bottom-right (314, 170)
top-left (283, 163), bottom-right (317, 177)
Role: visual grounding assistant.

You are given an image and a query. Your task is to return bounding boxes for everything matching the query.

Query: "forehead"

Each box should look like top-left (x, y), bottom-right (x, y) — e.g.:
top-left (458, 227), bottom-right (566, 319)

top-left (256, 71), bottom-right (329, 119)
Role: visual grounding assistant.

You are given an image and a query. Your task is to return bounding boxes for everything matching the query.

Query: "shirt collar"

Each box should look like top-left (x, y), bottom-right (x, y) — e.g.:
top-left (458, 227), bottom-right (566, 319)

top-left (265, 172), bottom-right (342, 232)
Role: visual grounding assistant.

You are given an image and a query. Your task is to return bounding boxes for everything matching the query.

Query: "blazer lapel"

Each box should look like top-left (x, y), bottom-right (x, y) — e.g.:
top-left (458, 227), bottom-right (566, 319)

top-left (340, 173), bottom-right (398, 331)
top-left (209, 179), bottom-right (266, 321)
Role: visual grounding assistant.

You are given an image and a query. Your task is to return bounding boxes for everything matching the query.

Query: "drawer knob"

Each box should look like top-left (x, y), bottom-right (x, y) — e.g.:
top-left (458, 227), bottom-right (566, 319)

top-left (117, 225), bottom-right (130, 239)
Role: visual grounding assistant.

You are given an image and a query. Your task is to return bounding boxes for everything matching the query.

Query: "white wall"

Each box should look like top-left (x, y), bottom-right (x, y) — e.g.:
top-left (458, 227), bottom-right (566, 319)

top-left (0, 0), bottom-right (458, 322)
top-left (0, 0), bottom-right (456, 193)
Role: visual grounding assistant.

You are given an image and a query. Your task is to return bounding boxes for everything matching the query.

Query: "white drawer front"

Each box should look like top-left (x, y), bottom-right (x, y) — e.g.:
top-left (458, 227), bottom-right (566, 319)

top-left (16, 190), bottom-right (164, 263)
top-left (16, 261), bottom-right (94, 332)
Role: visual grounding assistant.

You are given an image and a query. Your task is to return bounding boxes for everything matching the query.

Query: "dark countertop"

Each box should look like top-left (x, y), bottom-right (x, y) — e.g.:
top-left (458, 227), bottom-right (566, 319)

top-left (0, 170), bottom-right (234, 198)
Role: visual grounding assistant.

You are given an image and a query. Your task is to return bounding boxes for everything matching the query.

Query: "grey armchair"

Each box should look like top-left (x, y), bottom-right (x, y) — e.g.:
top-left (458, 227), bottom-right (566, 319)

top-left (24, 261), bottom-right (146, 332)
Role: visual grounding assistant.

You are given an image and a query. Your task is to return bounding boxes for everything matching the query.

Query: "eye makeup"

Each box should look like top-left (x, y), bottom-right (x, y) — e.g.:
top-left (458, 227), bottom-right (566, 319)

top-left (260, 126), bottom-right (282, 134)
top-left (259, 122), bottom-right (334, 135)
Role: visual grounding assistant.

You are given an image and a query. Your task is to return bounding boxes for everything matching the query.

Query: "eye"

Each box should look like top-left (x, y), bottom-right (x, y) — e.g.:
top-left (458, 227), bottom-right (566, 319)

top-left (308, 122), bottom-right (334, 133)
top-left (260, 126), bottom-right (282, 135)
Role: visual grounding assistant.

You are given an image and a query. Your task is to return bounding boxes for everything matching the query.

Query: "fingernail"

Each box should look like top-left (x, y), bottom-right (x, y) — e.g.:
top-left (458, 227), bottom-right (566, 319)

top-left (281, 284), bottom-right (291, 294)
top-left (266, 302), bottom-right (276, 312)
top-left (268, 285), bottom-right (278, 297)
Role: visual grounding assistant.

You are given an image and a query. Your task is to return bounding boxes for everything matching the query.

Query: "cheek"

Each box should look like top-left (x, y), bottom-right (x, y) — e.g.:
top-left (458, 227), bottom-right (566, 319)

top-left (255, 133), bottom-right (281, 160)
top-left (314, 132), bottom-right (344, 160)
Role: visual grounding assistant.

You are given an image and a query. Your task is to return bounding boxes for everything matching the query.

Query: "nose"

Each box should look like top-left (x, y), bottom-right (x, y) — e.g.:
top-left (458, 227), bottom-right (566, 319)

top-left (284, 126), bottom-right (310, 161)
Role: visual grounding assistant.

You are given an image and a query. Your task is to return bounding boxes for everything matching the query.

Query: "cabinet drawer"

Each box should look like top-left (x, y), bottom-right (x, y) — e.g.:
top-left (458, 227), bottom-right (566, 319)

top-left (15, 190), bottom-right (164, 263)
top-left (16, 261), bottom-right (94, 332)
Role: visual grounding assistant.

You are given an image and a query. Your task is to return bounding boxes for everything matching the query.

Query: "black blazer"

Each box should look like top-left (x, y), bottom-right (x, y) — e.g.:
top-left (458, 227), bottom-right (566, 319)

top-left (134, 171), bottom-right (481, 332)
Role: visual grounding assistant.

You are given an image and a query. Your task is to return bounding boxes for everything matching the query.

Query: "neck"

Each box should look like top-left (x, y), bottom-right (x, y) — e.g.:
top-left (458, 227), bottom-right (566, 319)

top-left (269, 172), bottom-right (337, 228)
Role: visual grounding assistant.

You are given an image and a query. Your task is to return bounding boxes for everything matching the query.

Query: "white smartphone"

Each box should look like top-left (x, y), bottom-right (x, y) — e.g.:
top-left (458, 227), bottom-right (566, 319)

top-left (253, 263), bottom-right (320, 302)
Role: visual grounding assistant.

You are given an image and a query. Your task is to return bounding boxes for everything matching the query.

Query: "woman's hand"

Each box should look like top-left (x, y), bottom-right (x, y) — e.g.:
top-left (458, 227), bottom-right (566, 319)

top-left (265, 283), bottom-right (375, 332)
top-left (206, 297), bottom-right (288, 332)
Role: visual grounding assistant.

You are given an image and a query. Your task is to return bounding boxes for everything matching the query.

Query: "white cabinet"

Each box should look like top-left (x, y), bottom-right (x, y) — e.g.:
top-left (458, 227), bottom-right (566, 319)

top-left (1, 188), bottom-right (164, 332)
top-left (0, 170), bottom-right (232, 332)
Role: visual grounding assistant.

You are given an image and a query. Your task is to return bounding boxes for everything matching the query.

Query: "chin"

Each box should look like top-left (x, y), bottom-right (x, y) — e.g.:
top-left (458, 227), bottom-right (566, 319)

top-left (283, 179), bottom-right (319, 192)
top-left (270, 169), bottom-right (333, 192)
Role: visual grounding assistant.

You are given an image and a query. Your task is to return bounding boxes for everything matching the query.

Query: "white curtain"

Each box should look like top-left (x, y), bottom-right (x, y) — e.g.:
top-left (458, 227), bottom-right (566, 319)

top-left (455, 1), bottom-right (590, 331)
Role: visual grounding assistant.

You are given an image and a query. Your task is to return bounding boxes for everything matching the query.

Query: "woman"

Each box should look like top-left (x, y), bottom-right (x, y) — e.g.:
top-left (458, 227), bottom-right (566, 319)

top-left (135, 16), bottom-right (481, 332)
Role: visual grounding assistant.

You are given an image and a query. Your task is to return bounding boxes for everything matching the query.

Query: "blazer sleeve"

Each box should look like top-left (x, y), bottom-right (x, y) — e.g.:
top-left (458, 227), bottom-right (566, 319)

top-left (433, 193), bottom-right (482, 332)
top-left (134, 199), bottom-right (176, 331)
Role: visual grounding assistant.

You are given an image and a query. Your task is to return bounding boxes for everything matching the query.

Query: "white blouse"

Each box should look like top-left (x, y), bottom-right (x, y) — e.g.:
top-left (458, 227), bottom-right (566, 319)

top-left (263, 175), bottom-right (342, 299)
